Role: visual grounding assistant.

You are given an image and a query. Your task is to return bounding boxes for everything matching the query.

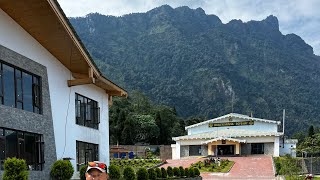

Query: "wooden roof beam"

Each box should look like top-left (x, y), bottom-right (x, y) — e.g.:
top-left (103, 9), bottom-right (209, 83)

top-left (67, 77), bottom-right (95, 87)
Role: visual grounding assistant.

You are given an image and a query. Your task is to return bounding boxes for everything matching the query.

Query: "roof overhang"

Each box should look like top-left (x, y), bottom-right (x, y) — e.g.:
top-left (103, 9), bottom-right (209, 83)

top-left (185, 113), bottom-right (281, 130)
top-left (202, 137), bottom-right (246, 144)
top-left (173, 131), bottom-right (284, 141)
top-left (0, 0), bottom-right (127, 97)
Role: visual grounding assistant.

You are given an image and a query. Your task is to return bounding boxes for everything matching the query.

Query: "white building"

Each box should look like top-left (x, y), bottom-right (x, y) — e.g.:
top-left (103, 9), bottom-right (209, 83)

top-left (0, 1), bottom-right (126, 179)
top-left (172, 113), bottom-right (297, 159)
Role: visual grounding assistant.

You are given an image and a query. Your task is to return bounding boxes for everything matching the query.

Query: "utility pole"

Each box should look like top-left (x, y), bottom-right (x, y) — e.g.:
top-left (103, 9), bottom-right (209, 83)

top-left (282, 109), bottom-right (285, 149)
top-left (231, 92), bottom-right (235, 113)
top-left (282, 109), bottom-right (285, 134)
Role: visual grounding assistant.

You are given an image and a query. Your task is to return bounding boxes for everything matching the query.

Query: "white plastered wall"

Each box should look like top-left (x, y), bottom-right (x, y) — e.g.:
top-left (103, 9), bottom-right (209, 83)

top-left (187, 117), bottom-right (278, 135)
top-left (0, 9), bottom-right (110, 178)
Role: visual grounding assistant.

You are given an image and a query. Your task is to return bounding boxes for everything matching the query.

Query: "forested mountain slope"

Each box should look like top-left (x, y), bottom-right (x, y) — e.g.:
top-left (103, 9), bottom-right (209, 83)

top-left (70, 5), bottom-right (320, 135)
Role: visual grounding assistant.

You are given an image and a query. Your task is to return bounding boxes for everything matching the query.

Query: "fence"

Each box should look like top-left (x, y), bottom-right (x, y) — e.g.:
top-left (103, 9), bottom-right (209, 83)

top-left (303, 157), bottom-right (320, 175)
top-left (110, 145), bottom-right (172, 160)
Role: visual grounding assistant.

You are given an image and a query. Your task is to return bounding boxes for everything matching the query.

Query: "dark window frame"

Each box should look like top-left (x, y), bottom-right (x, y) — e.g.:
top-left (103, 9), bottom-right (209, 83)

top-left (251, 143), bottom-right (264, 154)
top-left (75, 93), bottom-right (100, 129)
top-left (0, 60), bottom-right (42, 114)
top-left (0, 127), bottom-right (44, 171)
top-left (0, 63), bottom-right (3, 104)
top-left (76, 141), bottom-right (99, 171)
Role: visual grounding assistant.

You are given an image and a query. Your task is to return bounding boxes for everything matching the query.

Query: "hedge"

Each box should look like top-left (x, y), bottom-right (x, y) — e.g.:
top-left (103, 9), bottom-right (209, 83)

top-left (50, 160), bottom-right (74, 180)
top-left (109, 165), bottom-right (121, 179)
top-left (148, 168), bottom-right (157, 180)
top-left (123, 166), bottom-right (135, 180)
top-left (173, 167), bottom-right (181, 177)
top-left (161, 167), bottom-right (167, 178)
top-left (2, 158), bottom-right (29, 180)
top-left (167, 166), bottom-right (173, 177)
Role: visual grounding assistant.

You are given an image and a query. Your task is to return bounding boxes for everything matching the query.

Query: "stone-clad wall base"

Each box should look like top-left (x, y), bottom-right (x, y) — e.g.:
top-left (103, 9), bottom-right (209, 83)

top-left (0, 45), bottom-right (57, 179)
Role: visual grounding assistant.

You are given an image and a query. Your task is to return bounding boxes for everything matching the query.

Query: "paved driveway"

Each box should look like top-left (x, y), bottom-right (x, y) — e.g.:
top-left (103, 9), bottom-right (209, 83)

top-left (161, 155), bottom-right (275, 180)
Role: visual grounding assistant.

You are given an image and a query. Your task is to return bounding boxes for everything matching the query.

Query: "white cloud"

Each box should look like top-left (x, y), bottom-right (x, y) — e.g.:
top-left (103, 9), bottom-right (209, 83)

top-left (57, 0), bottom-right (320, 55)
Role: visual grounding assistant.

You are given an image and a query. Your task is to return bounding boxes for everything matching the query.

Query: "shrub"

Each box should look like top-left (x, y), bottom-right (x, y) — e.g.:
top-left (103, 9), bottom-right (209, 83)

top-left (50, 160), bottom-right (74, 180)
top-left (136, 168), bottom-right (148, 180)
top-left (123, 166), bottom-right (135, 180)
top-left (173, 167), bottom-right (181, 177)
top-left (189, 168), bottom-right (195, 178)
top-left (194, 168), bottom-right (200, 176)
top-left (161, 167), bottom-right (167, 178)
top-left (184, 168), bottom-right (189, 177)
top-left (155, 168), bottom-right (162, 178)
top-left (167, 166), bottom-right (173, 177)
top-left (109, 165), bottom-right (121, 180)
top-left (2, 157), bottom-right (29, 180)
top-left (148, 168), bottom-right (157, 180)
top-left (275, 162), bottom-right (281, 175)
top-left (79, 165), bottom-right (87, 180)
top-left (179, 166), bottom-right (184, 177)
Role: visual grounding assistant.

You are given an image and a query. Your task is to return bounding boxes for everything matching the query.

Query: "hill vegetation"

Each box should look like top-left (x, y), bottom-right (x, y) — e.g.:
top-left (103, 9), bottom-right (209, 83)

top-left (70, 5), bottom-right (320, 136)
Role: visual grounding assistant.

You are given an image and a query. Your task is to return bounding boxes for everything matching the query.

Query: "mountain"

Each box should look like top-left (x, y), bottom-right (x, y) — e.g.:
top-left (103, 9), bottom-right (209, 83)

top-left (69, 5), bottom-right (320, 135)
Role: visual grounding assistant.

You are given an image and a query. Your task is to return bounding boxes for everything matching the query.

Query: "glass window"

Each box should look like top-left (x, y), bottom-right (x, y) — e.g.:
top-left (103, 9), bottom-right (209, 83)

top-left (33, 76), bottom-right (41, 114)
top-left (0, 64), bottom-right (3, 104)
top-left (0, 128), bottom-right (44, 171)
top-left (75, 94), bottom-right (100, 129)
top-left (15, 70), bottom-right (23, 109)
top-left (3, 65), bottom-right (15, 107)
top-left (0, 128), bottom-right (4, 170)
top-left (0, 61), bottom-right (42, 114)
top-left (5, 129), bottom-right (17, 158)
top-left (24, 133), bottom-right (35, 163)
top-left (251, 143), bottom-right (264, 154)
top-left (23, 72), bottom-right (33, 112)
top-left (76, 141), bottom-right (99, 171)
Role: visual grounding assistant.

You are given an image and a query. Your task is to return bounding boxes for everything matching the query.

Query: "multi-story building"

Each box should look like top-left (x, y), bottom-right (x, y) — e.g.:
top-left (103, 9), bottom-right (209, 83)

top-left (0, 1), bottom-right (127, 179)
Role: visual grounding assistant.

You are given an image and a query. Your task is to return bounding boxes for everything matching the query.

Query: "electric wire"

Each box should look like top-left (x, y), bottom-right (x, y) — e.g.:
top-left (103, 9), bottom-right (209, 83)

top-left (61, 47), bottom-right (73, 159)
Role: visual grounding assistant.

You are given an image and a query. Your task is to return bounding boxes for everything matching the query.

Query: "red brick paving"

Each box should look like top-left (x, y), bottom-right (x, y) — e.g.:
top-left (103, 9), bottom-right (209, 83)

top-left (160, 157), bottom-right (206, 168)
top-left (161, 155), bottom-right (275, 180)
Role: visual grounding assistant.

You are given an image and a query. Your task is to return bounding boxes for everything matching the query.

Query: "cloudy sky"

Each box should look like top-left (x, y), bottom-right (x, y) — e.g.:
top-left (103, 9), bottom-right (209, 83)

top-left (57, 0), bottom-right (320, 55)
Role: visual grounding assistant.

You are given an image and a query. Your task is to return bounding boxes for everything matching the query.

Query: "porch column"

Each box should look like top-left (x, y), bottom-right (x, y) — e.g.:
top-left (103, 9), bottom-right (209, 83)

top-left (274, 137), bottom-right (280, 157)
top-left (208, 144), bottom-right (212, 155)
top-left (175, 141), bottom-right (181, 159)
top-left (235, 143), bottom-right (240, 155)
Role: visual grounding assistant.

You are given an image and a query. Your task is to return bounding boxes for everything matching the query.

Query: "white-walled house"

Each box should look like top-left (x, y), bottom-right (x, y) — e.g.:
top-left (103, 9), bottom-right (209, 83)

top-left (0, 1), bottom-right (127, 179)
top-left (172, 113), bottom-right (297, 159)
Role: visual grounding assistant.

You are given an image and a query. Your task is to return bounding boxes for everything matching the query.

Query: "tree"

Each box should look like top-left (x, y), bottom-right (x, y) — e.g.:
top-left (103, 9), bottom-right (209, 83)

top-left (134, 114), bottom-right (160, 143)
top-left (109, 92), bottom-right (185, 145)
top-left (121, 115), bottom-right (136, 145)
top-left (298, 133), bottom-right (320, 155)
top-left (308, 125), bottom-right (315, 137)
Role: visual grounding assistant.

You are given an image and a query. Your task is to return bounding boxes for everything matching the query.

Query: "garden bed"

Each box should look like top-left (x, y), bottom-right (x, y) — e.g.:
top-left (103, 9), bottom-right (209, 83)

top-left (190, 159), bottom-right (234, 173)
top-left (111, 159), bottom-right (162, 171)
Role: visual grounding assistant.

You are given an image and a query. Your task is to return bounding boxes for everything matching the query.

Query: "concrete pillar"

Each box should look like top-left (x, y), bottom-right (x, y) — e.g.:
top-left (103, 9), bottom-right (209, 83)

top-left (171, 144), bottom-right (176, 159)
top-left (235, 143), bottom-right (240, 155)
top-left (208, 144), bottom-right (212, 155)
top-left (175, 141), bottom-right (181, 159)
top-left (274, 137), bottom-right (280, 157)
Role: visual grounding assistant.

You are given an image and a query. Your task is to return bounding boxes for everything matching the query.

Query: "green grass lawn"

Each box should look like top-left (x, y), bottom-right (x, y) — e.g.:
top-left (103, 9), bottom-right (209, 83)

top-left (190, 159), bottom-right (235, 173)
top-left (285, 176), bottom-right (320, 180)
